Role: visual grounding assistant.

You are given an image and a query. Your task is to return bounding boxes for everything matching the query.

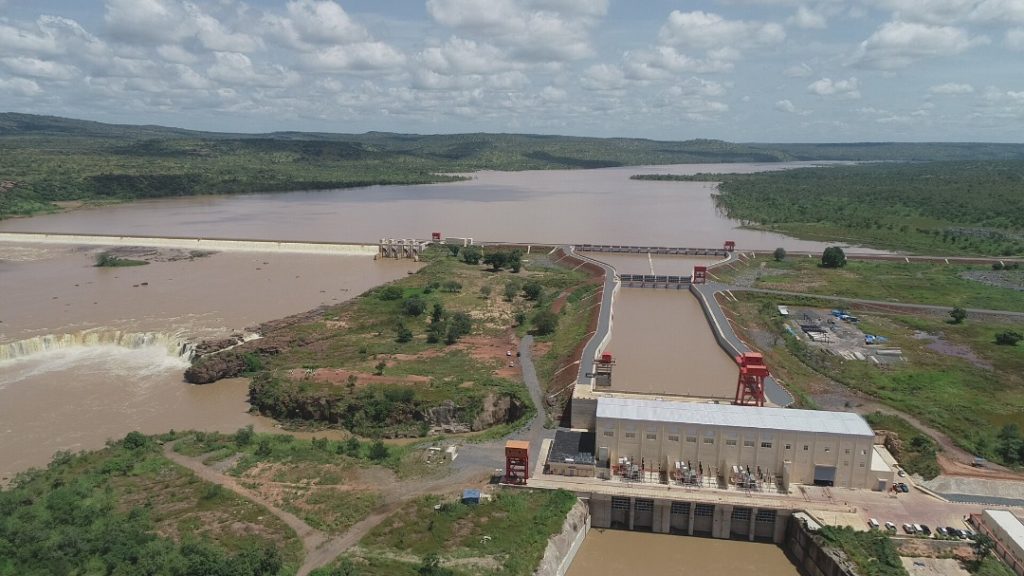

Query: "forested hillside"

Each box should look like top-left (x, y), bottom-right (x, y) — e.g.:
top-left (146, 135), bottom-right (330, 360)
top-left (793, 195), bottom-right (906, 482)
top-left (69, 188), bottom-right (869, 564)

top-left (635, 161), bottom-right (1024, 256)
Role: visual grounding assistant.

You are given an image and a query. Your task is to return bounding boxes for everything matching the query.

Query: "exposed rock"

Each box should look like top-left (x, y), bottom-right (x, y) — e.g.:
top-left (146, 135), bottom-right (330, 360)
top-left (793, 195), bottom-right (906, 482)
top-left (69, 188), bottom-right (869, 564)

top-left (471, 392), bottom-right (528, 431)
top-left (184, 351), bottom-right (246, 384)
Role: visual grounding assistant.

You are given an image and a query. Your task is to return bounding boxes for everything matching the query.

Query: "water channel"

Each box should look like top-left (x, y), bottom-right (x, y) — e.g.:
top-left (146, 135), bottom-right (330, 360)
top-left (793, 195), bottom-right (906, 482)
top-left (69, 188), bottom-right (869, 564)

top-left (1, 162), bottom-right (857, 569)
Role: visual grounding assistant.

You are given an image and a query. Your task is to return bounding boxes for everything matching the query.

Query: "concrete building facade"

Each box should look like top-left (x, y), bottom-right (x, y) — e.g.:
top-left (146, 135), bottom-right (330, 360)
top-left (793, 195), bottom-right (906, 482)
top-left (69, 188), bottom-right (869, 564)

top-left (595, 397), bottom-right (880, 489)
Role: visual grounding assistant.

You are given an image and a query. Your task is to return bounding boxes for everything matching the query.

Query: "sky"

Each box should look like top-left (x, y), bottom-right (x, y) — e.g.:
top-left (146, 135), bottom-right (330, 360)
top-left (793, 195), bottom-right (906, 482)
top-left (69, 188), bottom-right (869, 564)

top-left (0, 0), bottom-right (1022, 142)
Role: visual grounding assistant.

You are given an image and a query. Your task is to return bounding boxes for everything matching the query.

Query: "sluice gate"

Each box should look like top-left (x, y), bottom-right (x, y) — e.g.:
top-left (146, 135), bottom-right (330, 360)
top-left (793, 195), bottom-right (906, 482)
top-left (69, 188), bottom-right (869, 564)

top-left (577, 244), bottom-right (729, 257)
top-left (618, 273), bottom-right (691, 288)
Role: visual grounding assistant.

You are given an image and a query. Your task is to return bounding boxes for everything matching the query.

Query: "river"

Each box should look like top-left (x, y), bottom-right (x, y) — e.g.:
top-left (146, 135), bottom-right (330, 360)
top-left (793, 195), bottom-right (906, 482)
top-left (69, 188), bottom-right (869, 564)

top-left (566, 529), bottom-right (799, 576)
top-left (0, 162), bottom-right (860, 481)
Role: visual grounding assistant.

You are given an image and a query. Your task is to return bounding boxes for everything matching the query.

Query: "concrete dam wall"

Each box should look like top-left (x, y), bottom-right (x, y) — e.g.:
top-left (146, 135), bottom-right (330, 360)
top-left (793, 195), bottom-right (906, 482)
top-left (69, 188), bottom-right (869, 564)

top-left (0, 232), bottom-right (379, 256)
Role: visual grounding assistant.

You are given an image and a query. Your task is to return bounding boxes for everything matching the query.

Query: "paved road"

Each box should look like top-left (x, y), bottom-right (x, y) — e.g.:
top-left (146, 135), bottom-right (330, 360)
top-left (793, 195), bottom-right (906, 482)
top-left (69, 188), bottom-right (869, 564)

top-left (569, 248), bottom-right (618, 388)
top-left (690, 282), bottom-right (795, 406)
top-left (732, 287), bottom-right (1024, 318)
top-left (455, 335), bottom-right (554, 473)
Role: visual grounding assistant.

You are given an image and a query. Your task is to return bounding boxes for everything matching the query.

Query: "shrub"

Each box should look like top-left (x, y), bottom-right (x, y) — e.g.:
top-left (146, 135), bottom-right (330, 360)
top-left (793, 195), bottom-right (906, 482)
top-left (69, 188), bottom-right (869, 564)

top-left (461, 245), bottom-right (482, 265)
top-left (122, 431), bottom-right (148, 450)
top-left (949, 306), bottom-right (967, 324)
top-left (395, 322), bottom-right (413, 343)
top-left (378, 285), bottom-right (404, 301)
top-left (234, 425), bottom-right (255, 447)
top-left (369, 440), bottom-right (389, 461)
top-left (402, 296), bottom-right (426, 316)
top-left (773, 247), bottom-right (787, 261)
top-left (995, 331), bottom-right (1022, 346)
top-left (522, 281), bottom-right (543, 301)
top-left (442, 280), bottom-right (462, 293)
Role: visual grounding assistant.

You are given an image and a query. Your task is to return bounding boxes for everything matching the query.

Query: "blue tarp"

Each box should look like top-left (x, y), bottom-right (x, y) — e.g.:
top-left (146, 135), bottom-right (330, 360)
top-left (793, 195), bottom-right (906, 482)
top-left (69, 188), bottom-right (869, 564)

top-left (462, 489), bottom-right (481, 504)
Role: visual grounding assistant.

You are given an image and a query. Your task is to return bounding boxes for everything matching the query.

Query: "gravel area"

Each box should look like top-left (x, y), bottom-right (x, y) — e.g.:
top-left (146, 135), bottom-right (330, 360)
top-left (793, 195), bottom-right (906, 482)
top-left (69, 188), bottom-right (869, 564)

top-left (960, 269), bottom-right (1024, 291)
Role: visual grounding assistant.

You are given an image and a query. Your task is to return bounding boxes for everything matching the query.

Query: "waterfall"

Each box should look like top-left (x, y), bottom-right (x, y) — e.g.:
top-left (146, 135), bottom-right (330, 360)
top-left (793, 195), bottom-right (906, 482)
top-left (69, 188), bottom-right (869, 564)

top-left (0, 330), bottom-right (196, 362)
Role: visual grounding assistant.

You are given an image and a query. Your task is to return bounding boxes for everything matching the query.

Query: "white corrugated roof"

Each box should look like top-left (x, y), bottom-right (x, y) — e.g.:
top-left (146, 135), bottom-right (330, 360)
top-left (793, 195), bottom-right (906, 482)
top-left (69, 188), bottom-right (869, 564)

top-left (596, 397), bottom-right (874, 437)
top-left (986, 510), bottom-right (1024, 547)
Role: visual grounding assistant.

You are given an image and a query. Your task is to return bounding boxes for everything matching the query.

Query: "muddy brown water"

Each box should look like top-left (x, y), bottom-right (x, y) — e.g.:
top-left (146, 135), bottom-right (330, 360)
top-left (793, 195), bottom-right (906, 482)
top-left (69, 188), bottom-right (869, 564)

top-left (604, 288), bottom-right (737, 398)
top-left (0, 244), bottom-right (417, 479)
top-left (0, 164), bottom-right (875, 480)
top-left (566, 529), bottom-right (799, 576)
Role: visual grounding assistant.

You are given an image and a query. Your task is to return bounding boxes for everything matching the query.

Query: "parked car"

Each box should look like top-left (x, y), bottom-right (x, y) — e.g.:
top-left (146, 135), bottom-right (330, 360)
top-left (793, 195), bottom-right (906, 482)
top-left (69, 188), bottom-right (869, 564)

top-left (937, 527), bottom-right (948, 537)
top-left (868, 518), bottom-right (880, 529)
top-left (898, 483), bottom-right (910, 493)
top-left (904, 524), bottom-right (917, 534)
top-left (885, 522), bottom-right (897, 533)
top-left (921, 524), bottom-right (932, 536)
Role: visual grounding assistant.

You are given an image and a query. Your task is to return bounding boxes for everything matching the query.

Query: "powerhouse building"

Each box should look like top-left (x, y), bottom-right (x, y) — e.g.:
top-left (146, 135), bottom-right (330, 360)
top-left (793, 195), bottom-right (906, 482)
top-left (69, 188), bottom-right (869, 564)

top-left (592, 397), bottom-right (880, 489)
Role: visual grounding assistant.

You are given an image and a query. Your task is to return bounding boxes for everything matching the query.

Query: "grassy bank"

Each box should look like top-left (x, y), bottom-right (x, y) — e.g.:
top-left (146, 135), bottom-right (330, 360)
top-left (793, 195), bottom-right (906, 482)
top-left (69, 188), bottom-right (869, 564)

top-left (189, 246), bottom-right (594, 436)
top-left (724, 292), bottom-right (1024, 467)
top-left (864, 413), bottom-right (940, 479)
top-left (0, 431), bottom-right (302, 575)
top-left (715, 257), bottom-right (1024, 312)
top-left (314, 489), bottom-right (578, 576)
top-left (818, 526), bottom-right (907, 576)
top-left (636, 161), bottom-right (1024, 257)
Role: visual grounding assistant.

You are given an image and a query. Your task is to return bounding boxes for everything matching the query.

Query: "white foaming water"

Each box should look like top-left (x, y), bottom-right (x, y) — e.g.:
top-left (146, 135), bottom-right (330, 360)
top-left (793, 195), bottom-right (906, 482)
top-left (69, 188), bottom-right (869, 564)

top-left (0, 330), bottom-right (196, 362)
top-left (0, 344), bottom-right (190, 390)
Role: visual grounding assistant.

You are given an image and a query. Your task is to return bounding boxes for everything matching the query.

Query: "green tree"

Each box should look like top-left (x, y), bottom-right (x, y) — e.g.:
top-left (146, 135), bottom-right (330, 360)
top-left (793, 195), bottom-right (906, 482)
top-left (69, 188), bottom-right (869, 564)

top-left (346, 374), bottom-right (358, 391)
top-left (374, 360), bottom-right (387, 375)
top-left (427, 320), bottom-right (446, 344)
top-left (377, 285), bottom-right (403, 301)
top-left (256, 438), bottom-right (272, 457)
top-left (233, 425), bottom-right (255, 447)
top-left (949, 306), bottom-right (967, 324)
top-left (369, 440), bottom-right (389, 461)
top-left (122, 431), bottom-right (148, 450)
top-left (504, 280), bottom-right (520, 302)
top-left (449, 312), bottom-right (472, 338)
top-left (461, 245), bottom-right (482, 265)
top-left (343, 437), bottom-right (361, 457)
top-left (522, 281), bottom-right (543, 301)
top-left (820, 246), bottom-right (847, 268)
top-left (395, 322), bottom-right (413, 343)
top-left (431, 302), bottom-right (445, 322)
top-left (402, 296), bottom-right (426, 316)
top-left (508, 250), bottom-right (523, 272)
top-left (484, 251), bottom-right (509, 271)
top-left (442, 280), bottom-right (462, 293)
top-left (446, 244), bottom-right (461, 257)
top-left (995, 331), bottom-right (1022, 346)
top-left (532, 309), bottom-right (559, 335)
top-left (997, 424), bottom-right (1023, 465)
top-left (773, 247), bottom-right (787, 261)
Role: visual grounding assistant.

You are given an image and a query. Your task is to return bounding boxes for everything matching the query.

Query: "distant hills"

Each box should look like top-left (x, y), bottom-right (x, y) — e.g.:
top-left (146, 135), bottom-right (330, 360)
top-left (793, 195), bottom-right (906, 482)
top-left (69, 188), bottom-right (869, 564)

top-left (2, 112), bottom-right (1024, 219)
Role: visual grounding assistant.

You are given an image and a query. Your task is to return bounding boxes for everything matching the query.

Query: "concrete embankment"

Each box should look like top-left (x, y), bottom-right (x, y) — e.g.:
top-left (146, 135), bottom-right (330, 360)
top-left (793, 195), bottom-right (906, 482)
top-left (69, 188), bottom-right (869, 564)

top-left (535, 499), bottom-right (590, 576)
top-left (0, 232), bottom-right (378, 255)
top-left (689, 281), bottom-right (795, 406)
top-left (785, 515), bottom-right (857, 576)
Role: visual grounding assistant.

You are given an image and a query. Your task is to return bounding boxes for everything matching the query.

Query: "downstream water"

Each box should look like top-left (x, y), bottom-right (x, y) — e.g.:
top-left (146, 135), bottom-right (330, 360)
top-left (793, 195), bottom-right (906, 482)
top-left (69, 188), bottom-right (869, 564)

top-left (566, 530), bottom-right (799, 576)
top-left (0, 163), bottom-right (864, 481)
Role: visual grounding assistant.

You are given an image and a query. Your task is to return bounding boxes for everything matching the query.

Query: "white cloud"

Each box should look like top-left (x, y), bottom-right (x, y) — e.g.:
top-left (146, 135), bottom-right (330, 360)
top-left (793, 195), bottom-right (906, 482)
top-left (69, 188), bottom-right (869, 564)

top-left (426, 0), bottom-right (604, 62)
top-left (775, 99), bottom-right (797, 112)
top-left (156, 44), bottom-right (199, 64)
top-left (808, 76), bottom-right (861, 98)
top-left (783, 62), bottom-right (814, 77)
top-left (104, 0), bottom-right (191, 44)
top-left (580, 64), bottom-right (626, 91)
top-left (790, 5), bottom-right (827, 29)
top-left (929, 82), bottom-right (974, 94)
top-left (207, 51), bottom-right (299, 87)
top-left (185, 4), bottom-right (262, 53)
top-left (280, 0), bottom-right (369, 45)
top-left (852, 21), bottom-right (984, 69)
top-left (1007, 28), bottom-right (1024, 50)
top-left (419, 38), bottom-right (512, 75)
top-left (0, 76), bottom-right (42, 96)
top-left (301, 43), bottom-right (407, 72)
top-left (658, 11), bottom-right (785, 50)
top-left (1, 56), bottom-right (78, 80)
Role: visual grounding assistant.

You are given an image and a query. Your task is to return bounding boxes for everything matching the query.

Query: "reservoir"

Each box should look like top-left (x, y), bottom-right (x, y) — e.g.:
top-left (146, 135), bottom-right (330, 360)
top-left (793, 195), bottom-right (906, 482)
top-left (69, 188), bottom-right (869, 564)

top-left (0, 163), bottom-right (865, 479)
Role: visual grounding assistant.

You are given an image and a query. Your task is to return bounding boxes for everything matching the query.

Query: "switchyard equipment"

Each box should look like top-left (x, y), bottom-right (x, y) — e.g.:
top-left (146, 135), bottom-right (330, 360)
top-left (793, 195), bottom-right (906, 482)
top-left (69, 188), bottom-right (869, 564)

top-left (734, 352), bottom-right (769, 407)
top-left (724, 240), bottom-right (736, 252)
top-left (505, 440), bottom-right (529, 485)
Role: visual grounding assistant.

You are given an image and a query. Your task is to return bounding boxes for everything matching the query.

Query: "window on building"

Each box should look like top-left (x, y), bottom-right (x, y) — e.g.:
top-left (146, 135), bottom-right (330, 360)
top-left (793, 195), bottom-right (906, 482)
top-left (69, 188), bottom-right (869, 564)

top-left (844, 448), bottom-right (851, 455)
top-left (842, 461), bottom-right (849, 467)
top-left (686, 435), bottom-right (697, 443)
top-left (803, 445), bottom-right (809, 451)
top-left (668, 435), bottom-right (680, 442)
top-left (824, 447), bottom-right (831, 453)
top-left (726, 439), bottom-right (737, 446)
top-left (859, 462), bottom-right (865, 468)
top-left (785, 444), bottom-right (792, 450)
top-left (603, 430), bottom-right (614, 437)
top-left (703, 436), bottom-right (715, 444)
top-left (743, 439), bottom-right (755, 448)
top-left (646, 433), bottom-right (657, 441)
top-left (761, 441), bottom-right (773, 449)
top-left (624, 432), bottom-right (636, 439)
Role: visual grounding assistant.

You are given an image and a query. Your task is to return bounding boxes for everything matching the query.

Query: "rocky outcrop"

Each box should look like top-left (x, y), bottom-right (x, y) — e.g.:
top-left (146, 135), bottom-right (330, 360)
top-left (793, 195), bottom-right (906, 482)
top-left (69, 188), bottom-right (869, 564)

top-left (471, 392), bottom-right (528, 431)
top-left (184, 351), bottom-right (246, 384)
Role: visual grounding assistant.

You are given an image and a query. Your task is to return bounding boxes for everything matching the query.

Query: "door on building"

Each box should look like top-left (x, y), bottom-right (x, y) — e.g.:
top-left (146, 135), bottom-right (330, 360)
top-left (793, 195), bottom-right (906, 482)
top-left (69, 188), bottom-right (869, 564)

top-left (813, 465), bottom-right (836, 487)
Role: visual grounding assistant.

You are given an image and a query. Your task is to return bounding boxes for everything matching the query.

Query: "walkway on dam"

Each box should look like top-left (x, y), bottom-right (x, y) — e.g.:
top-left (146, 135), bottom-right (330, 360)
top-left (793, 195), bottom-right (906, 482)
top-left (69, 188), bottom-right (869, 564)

top-left (569, 248), bottom-right (618, 388)
top-left (690, 282), bottom-right (794, 407)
